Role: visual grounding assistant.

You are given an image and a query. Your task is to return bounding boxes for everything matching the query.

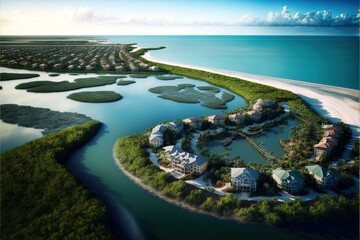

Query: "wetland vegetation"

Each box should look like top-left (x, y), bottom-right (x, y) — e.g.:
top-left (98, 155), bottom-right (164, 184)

top-left (0, 72), bottom-right (40, 81)
top-left (149, 84), bottom-right (235, 109)
top-left (15, 76), bottom-right (120, 93)
top-left (0, 104), bottom-right (92, 135)
top-left (67, 91), bottom-right (122, 103)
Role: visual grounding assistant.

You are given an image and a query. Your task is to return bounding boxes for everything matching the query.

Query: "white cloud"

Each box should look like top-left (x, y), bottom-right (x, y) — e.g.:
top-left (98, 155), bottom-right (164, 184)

top-left (0, 5), bottom-right (358, 35)
top-left (264, 6), bottom-right (358, 26)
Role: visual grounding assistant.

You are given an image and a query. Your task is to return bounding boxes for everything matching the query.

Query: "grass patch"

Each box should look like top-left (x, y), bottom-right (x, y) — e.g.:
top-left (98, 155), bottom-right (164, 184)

top-left (0, 73), bottom-right (39, 81)
top-left (15, 76), bottom-right (119, 93)
top-left (67, 91), bottom-right (122, 103)
top-left (49, 73), bottom-right (60, 77)
top-left (0, 104), bottom-right (92, 135)
top-left (149, 84), bottom-right (235, 109)
top-left (117, 80), bottom-right (136, 86)
top-left (156, 75), bottom-right (183, 81)
top-left (197, 86), bottom-right (221, 93)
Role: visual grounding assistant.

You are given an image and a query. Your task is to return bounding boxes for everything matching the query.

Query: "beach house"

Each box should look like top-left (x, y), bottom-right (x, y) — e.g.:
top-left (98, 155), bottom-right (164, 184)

top-left (149, 121), bottom-right (183, 147)
top-left (306, 165), bottom-right (339, 189)
top-left (183, 117), bottom-right (202, 129)
top-left (313, 124), bottom-right (342, 159)
top-left (231, 168), bottom-right (259, 192)
top-left (272, 168), bottom-right (304, 194)
top-left (228, 113), bottom-right (245, 124)
top-left (207, 115), bottom-right (225, 125)
top-left (163, 145), bottom-right (208, 174)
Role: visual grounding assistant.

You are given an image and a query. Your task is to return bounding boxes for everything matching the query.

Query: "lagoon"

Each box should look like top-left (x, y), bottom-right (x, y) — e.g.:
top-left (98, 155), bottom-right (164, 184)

top-left (0, 66), bottom-right (348, 239)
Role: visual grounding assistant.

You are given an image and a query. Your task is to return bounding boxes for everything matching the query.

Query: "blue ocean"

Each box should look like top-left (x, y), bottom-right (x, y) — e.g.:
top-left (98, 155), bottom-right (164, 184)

top-left (105, 35), bottom-right (359, 90)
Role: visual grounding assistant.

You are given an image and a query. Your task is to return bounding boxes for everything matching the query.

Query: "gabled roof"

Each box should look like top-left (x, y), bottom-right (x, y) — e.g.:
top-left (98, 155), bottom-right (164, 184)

top-left (305, 165), bottom-right (338, 179)
top-left (273, 168), bottom-right (303, 183)
top-left (207, 115), bottom-right (225, 120)
top-left (183, 117), bottom-right (200, 123)
top-left (231, 168), bottom-right (259, 180)
top-left (229, 113), bottom-right (244, 119)
top-left (163, 145), bottom-right (208, 166)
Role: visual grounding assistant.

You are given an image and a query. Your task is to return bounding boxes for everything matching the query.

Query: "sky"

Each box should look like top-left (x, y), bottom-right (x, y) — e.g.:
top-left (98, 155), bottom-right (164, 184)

top-left (0, 0), bottom-right (359, 35)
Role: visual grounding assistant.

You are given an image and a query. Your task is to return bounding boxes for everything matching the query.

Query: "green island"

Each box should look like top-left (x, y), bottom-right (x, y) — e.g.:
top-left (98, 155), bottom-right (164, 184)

top-left (114, 134), bottom-right (358, 226)
top-left (15, 76), bottom-right (120, 93)
top-left (1, 120), bottom-right (114, 239)
top-left (49, 73), bottom-right (60, 77)
top-left (0, 73), bottom-right (40, 81)
top-left (117, 80), bottom-right (136, 85)
top-left (0, 104), bottom-right (92, 135)
top-left (67, 91), bottom-right (123, 103)
top-left (156, 75), bottom-right (184, 81)
top-left (149, 84), bottom-right (235, 109)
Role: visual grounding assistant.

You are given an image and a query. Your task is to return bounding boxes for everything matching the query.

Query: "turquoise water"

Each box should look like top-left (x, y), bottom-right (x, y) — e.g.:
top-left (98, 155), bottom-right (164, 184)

top-left (105, 35), bottom-right (359, 90)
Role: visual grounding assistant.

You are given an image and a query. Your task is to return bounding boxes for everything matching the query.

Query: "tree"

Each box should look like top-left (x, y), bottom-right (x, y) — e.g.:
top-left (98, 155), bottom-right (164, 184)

top-left (185, 189), bottom-right (203, 205)
top-left (200, 197), bottom-right (217, 212)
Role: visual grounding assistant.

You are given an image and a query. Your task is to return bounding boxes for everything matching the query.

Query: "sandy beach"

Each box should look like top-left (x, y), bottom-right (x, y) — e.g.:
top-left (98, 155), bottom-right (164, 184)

top-left (143, 52), bottom-right (360, 137)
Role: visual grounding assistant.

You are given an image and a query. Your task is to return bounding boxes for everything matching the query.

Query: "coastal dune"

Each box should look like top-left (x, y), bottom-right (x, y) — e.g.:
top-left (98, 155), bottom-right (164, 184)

top-left (143, 52), bottom-right (360, 136)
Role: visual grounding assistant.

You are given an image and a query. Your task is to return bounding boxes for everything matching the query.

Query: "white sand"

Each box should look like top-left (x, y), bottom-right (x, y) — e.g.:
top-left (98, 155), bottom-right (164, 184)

top-left (144, 52), bottom-right (360, 137)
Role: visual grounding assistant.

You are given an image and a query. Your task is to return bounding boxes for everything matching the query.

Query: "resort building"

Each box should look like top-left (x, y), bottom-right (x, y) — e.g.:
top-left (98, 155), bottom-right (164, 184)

top-left (207, 115), bottom-right (225, 125)
top-left (246, 99), bottom-right (275, 122)
top-left (163, 145), bottom-right (208, 174)
top-left (313, 124), bottom-right (342, 159)
top-left (228, 113), bottom-right (245, 124)
top-left (183, 117), bottom-right (202, 129)
top-left (149, 121), bottom-right (183, 147)
top-left (306, 165), bottom-right (339, 189)
top-left (231, 168), bottom-right (259, 192)
top-left (272, 168), bottom-right (304, 194)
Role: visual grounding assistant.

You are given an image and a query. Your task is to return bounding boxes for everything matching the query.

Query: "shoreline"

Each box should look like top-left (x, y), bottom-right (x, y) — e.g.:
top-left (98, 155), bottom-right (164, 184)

top-left (143, 52), bottom-right (360, 136)
top-left (112, 146), bottom-right (240, 223)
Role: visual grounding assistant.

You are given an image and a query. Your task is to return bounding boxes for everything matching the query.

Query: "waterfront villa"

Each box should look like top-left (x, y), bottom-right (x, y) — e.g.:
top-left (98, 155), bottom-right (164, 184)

top-left (306, 165), bottom-right (339, 189)
top-left (313, 124), bottom-right (342, 159)
top-left (246, 99), bottom-right (275, 122)
top-left (231, 168), bottom-right (259, 192)
top-left (149, 121), bottom-right (183, 147)
top-left (183, 117), bottom-right (202, 129)
top-left (207, 115), bottom-right (225, 125)
top-left (163, 145), bottom-right (208, 174)
top-left (272, 168), bottom-right (304, 194)
top-left (228, 113), bottom-right (245, 124)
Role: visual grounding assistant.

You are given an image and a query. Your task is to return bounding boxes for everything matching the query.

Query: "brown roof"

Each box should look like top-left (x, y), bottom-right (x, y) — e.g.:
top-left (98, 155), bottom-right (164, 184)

top-left (207, 115), bottom-right (225, 120)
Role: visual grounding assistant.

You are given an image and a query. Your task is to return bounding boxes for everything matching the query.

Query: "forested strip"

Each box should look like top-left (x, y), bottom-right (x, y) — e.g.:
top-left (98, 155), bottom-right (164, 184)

top-left (1, 121), bottom-right (114, 239)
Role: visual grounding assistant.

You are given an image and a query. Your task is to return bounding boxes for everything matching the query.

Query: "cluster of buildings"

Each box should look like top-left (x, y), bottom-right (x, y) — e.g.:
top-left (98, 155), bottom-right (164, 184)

top-left (0, 44), bottom-right (160, 72)
top-left (247, 99), bottom-right (275, 122)
top-left (182, 114), bottom-right (226, 130)
top-left (148, 121), bottom-right (209, 175)
top-left (313, 124), bottom-right (343, 159)
top-left (231, 165), bottom-right (339, 194)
